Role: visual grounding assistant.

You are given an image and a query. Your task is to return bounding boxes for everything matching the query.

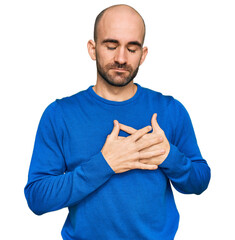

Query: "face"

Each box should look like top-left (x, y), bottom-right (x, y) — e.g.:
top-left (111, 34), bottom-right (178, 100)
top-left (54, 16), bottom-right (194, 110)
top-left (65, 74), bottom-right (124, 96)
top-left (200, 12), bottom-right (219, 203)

top-left (95, 40), bottom-right (142, 87)
top-left (88, 7), bottom-right (148, 87)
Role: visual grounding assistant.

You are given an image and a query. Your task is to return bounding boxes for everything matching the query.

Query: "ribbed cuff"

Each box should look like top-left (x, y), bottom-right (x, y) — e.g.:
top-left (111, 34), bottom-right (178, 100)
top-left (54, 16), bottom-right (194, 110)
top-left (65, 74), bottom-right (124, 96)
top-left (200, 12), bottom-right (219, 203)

top-left (81, 152), bottom-right (115, 188)
top-left (159, 143), bottom-right (191, 179)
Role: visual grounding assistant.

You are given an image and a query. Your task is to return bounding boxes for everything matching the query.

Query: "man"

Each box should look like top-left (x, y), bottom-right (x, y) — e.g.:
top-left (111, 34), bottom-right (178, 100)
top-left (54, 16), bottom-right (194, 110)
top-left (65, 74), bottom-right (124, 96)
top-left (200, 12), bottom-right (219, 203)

top-left (25, 4), bottom-right (211, 240)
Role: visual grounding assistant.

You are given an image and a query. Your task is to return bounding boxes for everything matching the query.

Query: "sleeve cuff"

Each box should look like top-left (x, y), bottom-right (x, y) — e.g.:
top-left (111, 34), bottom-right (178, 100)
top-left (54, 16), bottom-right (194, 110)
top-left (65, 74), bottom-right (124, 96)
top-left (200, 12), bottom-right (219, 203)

top-left (159, 143), bottom-right (191, 177)
top-left (159, 144), bottom-right (179, 169)
top-left (81, 152), bottom-right (115, 188)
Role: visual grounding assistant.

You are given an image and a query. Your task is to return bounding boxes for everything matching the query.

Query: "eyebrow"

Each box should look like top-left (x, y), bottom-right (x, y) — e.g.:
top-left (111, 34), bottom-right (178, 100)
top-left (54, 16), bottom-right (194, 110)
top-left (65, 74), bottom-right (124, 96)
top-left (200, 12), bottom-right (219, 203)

top-left (128, 41), bottom-right (142, 48)
top-left (102, 39), bottom-right (142, 47)
top-left (102, 39), bottom-right (119, 44)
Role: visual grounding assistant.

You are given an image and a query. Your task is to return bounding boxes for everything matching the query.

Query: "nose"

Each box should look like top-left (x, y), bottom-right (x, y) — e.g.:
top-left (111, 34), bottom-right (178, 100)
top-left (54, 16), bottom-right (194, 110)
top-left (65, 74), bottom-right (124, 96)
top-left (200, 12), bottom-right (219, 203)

top-left (114, 47), bottom-right (127, 65)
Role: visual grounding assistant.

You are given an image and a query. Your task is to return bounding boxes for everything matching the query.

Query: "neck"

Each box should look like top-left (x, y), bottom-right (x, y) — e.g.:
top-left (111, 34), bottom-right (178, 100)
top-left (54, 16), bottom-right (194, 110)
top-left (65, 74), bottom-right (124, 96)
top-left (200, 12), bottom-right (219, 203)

top-left (92, 79), bottom-right (137, 102)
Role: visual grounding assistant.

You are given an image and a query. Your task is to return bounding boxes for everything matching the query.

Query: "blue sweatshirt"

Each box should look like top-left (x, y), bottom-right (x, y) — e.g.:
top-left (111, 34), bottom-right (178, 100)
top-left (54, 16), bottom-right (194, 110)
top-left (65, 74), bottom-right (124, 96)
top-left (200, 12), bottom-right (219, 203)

top-left (24, 83), bottom-right (210, 240)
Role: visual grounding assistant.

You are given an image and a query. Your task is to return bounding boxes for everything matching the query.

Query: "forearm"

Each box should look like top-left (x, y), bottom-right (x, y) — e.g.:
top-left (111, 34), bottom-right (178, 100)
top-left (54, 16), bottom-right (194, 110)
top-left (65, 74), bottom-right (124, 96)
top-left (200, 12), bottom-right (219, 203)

top-left (24, 152), bottom-right (114, 215)
top-left (159, 144), bottom-right (211, 195)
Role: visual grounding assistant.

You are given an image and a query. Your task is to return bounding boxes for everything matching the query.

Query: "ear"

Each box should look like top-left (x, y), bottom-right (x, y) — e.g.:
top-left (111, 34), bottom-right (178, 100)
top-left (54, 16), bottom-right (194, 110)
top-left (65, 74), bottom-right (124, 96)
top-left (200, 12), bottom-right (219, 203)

top-left (139, 46), bottom-right (148, 66)
top-left (87, 40), bottom-right (96, 60)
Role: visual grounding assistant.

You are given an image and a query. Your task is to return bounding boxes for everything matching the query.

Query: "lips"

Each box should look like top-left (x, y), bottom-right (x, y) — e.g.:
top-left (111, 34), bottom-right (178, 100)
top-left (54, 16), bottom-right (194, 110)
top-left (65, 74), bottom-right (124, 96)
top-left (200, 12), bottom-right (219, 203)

top-left (111, 68), bottom-right (128, 72)
top-left (107, 63), bottom-right (132, 72)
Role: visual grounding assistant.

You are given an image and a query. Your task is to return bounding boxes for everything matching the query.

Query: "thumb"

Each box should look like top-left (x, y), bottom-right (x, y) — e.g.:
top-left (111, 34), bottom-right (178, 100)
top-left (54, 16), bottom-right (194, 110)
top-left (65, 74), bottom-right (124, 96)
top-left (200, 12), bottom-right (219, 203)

top-left (109, 120), bottom-right (120, 139)
top-left (151, 113), bottom-right (162, 133)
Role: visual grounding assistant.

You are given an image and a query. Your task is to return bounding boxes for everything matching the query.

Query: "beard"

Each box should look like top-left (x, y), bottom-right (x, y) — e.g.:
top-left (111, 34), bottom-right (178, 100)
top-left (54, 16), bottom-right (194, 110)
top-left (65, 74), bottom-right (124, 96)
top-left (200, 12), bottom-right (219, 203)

top-left (96, 57), bottom-right (140, 87)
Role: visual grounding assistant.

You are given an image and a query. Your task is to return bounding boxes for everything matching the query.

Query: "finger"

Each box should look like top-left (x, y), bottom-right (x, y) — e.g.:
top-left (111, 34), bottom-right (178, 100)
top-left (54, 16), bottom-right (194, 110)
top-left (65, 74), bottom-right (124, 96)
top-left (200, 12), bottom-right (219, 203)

top-left (119, 123), bottom-right (137, 135)
top-left (109, 120), bottom-right (120, 140)
top-left (117, 136), bottom-right (125, 140)
top-left (136, 134), bottom-right (164, 150)
top-left (132, 162), bottom-right (158, 171)
top-left (128, 125), bottom-right (152, 142)
top-left (139, 143), bottom-right (164, 155)
top-left (139, 149), bottom-right (166, 160)
top-left (151, 113), bottom-right (162, 133)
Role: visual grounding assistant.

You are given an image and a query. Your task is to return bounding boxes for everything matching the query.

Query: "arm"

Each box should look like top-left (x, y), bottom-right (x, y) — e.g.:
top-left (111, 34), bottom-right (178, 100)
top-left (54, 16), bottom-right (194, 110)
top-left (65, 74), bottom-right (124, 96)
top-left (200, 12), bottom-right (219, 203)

top-left (24, 102), bottom-right (115, 215)
top-left (119, 100), bottom-right (211, 195)
top-left (159, 99), bottom-right (211, 195)
top-left (24, 102), bottom-right (162, 215)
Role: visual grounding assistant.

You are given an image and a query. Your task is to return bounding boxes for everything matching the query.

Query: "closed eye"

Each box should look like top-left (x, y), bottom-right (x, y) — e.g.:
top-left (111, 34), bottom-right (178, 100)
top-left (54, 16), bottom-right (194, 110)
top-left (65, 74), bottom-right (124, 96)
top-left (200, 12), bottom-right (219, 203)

top-left (107, 46), bottom-right (117, 50)
top-left (128, 49), bottom-right (136, 53)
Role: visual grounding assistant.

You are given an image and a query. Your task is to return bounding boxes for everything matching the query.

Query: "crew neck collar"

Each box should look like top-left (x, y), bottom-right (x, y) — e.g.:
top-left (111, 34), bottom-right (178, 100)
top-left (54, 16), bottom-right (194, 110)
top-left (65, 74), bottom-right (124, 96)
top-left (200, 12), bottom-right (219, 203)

top-left (87, 83), bottom-right (142, 106)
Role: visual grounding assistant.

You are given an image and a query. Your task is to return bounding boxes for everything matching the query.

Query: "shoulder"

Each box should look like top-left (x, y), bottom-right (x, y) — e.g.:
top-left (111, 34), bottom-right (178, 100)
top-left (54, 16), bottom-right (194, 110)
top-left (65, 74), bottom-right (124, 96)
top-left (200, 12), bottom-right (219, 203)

top-left (140, 84), bottom-right (190, 118)
top-left (42, 88), bottom-right (89, 119)
top-left (39, 89), bottom-right (87, 125)
top-left (55, 89), bottom-right (88, 109)
top-left (140, 84), bottom-right (175, 109)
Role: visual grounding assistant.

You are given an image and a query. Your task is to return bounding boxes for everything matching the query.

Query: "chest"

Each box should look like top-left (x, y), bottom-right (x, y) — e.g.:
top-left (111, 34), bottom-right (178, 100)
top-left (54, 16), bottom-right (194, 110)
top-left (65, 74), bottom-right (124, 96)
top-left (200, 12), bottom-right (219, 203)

top-left (62, 103), bottom-right (173, 171)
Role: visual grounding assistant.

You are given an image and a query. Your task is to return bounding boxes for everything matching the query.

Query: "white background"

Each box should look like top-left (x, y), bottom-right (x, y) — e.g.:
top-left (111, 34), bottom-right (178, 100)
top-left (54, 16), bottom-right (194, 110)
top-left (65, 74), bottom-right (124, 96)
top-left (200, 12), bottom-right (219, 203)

top-left (1, 0), bottom-right (234, 239)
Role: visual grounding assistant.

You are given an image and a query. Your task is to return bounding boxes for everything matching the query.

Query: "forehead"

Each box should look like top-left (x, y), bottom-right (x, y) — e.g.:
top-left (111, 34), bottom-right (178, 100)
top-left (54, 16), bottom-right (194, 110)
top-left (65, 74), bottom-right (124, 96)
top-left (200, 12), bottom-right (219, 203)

top-left (97, 8), bottom-right (145, 44)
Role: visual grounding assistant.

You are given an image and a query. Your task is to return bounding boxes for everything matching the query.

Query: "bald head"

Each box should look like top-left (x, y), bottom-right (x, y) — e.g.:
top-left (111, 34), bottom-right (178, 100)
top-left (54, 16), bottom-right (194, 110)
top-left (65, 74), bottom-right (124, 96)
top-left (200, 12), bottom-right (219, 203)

top-left (94, 4), bottom-right (146, 44)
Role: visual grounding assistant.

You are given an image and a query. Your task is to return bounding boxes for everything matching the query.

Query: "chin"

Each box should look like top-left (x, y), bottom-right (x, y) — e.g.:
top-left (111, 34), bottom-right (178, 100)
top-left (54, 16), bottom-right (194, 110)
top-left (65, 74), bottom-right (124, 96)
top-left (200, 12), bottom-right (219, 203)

top-left (108, 79), bottom-right (133, 87)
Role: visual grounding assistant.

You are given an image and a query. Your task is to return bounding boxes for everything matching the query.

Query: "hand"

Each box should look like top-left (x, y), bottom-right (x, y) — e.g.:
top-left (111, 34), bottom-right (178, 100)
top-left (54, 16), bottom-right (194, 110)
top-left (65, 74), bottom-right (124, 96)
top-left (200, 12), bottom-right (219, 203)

top-left (119, 113), bottom-right (170, 166)
top-left (101, 120), bottom-right (164, 173)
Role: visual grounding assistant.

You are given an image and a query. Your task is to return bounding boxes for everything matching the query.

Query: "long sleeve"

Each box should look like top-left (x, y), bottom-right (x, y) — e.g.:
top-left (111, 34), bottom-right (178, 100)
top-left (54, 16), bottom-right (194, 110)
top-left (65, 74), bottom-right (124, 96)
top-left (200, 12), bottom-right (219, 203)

top-left (24, 102), bottom-right (115, 215)
top-left (159, 99), bottom-right (211, 195)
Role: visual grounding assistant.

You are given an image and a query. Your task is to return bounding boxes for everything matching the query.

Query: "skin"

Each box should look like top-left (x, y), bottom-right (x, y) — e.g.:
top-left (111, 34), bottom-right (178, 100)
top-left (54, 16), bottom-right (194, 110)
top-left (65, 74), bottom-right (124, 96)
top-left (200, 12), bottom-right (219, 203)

top-left (102, 114), bottom-right (170, 173)
top-left (87, 4), bottom-right (147, 101)
top-left (87, 5), bottom-right (170, 173)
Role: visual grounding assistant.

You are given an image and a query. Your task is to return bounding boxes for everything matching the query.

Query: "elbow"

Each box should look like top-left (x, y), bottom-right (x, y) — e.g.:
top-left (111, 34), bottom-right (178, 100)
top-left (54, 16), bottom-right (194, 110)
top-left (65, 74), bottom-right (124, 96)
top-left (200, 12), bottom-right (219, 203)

top-left (24, 185), bottom-right (46, 216)
top-left (173, 164), bottom-right (211, 195)
top-left (195, 165), bottom-right (211, 195)
top-left (25, 197), bottom-right (45, 216)
top-left (174, 182), bottom-right (209, 195)
top-left (191, 164), bottom-right (211, 195)
top-left (27, 203), bottom-right (45, 216)
top-left (194, 184), bottom-right (209, 195)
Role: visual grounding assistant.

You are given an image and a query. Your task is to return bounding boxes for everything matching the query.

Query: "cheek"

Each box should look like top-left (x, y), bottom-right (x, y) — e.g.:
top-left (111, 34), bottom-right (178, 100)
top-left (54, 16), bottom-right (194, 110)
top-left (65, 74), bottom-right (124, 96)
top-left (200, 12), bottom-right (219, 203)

top-left (130, 55), bottom-right (142, 68)
top-left (97, 47), bottom-right (114, 61)
top-left (98, 54), bottom-right (114, 68)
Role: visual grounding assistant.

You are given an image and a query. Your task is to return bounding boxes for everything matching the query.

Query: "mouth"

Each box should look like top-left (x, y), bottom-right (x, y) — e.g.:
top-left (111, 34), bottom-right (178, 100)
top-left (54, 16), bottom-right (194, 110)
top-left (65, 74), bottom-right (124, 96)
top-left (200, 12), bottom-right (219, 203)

top-left (111, 68), bottom-right (128, 72)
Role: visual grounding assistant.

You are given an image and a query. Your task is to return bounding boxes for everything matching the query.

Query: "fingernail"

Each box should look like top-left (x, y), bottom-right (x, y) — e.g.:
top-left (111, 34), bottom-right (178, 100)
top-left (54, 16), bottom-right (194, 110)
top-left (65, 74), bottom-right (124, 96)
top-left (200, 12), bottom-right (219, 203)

top-left (161, 149), bottom-right (166, 154)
